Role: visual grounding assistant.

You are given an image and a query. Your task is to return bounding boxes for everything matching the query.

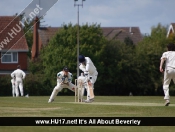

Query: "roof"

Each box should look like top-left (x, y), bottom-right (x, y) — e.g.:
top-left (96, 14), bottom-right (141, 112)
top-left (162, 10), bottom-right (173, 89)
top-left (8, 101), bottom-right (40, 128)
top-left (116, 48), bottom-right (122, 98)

top-left (171, 23), bottom-right (175, 30)
top-left (38, 27), bottom-right (62, 46)
top-left (101, 27), bottom-right (143, 44)
top-left (167, 23), bottom-right (175, 38)
top-left (0, 16), bottom-right (28, 51)
top-left (37, 26), bottom-right (143, 46)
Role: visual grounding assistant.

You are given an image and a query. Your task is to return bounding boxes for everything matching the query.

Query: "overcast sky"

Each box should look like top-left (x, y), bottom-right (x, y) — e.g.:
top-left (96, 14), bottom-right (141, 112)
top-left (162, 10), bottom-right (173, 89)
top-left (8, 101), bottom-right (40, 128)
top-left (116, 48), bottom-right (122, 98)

top-left (0, 0), bottom-right (174, 35)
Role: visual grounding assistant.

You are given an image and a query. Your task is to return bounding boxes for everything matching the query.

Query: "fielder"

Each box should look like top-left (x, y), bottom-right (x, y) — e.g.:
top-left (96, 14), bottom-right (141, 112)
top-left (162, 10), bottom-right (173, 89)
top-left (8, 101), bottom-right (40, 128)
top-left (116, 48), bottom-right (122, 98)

top-left (11, 65), bottom-right (26, 97)
top-left (11, 78), bottom-right (16, 97)
top-left (160, 43), bottom-right (175, 106)
top-left (48, 67), bottom-right (77, 103)
top-left (79, 55), bottom-right (98, 103)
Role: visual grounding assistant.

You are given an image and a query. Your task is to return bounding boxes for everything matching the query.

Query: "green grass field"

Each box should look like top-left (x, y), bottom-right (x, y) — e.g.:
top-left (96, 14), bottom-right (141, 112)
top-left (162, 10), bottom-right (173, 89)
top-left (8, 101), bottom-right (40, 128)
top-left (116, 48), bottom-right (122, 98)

top-left (0, 96), bottom-right (175, 132)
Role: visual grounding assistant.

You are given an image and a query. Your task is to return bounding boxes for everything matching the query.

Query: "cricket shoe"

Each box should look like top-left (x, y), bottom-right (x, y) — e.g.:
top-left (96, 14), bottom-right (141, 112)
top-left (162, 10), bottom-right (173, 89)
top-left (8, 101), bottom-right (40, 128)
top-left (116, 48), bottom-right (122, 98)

top-left (165, 100), bottom-right (170, 106)
top-left (85, 98), bottom-right (94, 103)
top-left (48, 99), bottom-right (54, 103)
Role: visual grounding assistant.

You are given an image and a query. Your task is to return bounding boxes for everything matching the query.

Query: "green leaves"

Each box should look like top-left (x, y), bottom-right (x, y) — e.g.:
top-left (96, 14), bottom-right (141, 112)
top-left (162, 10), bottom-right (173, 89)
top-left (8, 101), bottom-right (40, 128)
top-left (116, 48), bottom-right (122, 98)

top-left (39, 23), bottom-right (105, 87)
top-left (26, 23), bottom-right (171, 96)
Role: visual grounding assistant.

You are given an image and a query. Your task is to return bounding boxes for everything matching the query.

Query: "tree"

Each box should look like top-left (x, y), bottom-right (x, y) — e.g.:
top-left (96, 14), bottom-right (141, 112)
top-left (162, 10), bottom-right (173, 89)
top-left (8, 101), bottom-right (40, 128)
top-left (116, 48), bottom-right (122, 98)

top-left (18, 13), bottom-right (34, 58)
top-left (20, 22), bottom-right (171, 96)
top-left (124, 36), bottom-right (134, 46)
top-left (40, 23), bottom-right (106, 91)
top-left (97, 39), bottom-right (136, 95)
top-left (167, 33), bottom-right (175, 44)
top-left (134, 23), bottom-right (168, 95)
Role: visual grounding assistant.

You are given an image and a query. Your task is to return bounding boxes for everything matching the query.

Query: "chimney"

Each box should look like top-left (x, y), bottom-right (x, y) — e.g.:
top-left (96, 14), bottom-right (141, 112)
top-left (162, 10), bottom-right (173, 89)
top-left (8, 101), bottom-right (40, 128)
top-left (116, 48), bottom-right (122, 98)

top-left (31, 17), bottom-right (39, 61)
top-left (130, 27), bottom-right (133, 35)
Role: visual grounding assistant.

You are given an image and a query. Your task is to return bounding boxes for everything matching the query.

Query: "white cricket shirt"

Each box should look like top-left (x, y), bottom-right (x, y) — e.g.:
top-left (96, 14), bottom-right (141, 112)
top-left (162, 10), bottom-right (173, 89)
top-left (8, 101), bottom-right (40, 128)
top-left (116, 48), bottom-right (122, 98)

top-left (161, 51), bottom-right (175, 70)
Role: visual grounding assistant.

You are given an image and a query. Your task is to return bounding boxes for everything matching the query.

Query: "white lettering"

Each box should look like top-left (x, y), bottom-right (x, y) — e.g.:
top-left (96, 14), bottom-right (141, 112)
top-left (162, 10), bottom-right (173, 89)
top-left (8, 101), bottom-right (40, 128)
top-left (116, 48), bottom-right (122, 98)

top-left (36, 4), bottom-right (43, 10)
top-left (13, 24), bottom-right (22, 33)
top-left (8, 29), bottom-right (17, 38)
top-left (115, 119), bottom-right (141, 125)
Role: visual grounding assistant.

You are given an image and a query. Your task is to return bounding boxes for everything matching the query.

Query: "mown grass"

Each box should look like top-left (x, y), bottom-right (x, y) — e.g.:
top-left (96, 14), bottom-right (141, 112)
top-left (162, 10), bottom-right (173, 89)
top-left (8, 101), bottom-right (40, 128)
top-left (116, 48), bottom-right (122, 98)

top-left (0, 96), bottom-right (175, 132)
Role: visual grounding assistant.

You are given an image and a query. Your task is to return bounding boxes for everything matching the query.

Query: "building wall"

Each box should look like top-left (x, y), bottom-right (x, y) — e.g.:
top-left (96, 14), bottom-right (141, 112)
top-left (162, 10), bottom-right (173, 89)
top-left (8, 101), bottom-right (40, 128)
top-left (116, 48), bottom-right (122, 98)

top-left (0, 52), bottom-right (28, 70)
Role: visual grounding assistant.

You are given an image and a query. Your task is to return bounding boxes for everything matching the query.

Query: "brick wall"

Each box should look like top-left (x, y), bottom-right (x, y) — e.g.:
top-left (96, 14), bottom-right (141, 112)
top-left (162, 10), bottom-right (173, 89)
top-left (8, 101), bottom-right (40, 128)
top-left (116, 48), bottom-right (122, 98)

top-left (0, 52), bottom-right (28, 70)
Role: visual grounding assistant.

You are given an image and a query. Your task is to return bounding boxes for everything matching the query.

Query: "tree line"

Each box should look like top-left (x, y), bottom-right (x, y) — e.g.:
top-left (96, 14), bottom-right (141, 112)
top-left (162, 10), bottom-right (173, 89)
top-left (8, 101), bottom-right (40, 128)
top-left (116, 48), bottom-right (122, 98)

top-left (1, 23), bottom-right (175, 96)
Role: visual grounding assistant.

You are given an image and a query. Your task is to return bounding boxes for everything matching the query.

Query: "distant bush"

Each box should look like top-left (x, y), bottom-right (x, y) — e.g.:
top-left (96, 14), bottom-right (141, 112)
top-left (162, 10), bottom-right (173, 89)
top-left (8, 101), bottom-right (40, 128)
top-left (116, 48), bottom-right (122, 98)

top-left (0, 75), bottom-right (12, 96)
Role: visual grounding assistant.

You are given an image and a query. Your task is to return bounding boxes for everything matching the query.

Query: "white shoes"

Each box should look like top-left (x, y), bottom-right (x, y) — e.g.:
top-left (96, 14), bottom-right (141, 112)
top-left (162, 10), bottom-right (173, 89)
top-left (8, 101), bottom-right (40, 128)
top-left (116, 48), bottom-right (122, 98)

top-left (85, 98), bottom-right (94, 103)
top-left (165, 100), bottom-right (170, 106)
top-left (48, 99), bottom-right (54, 103)
top-left (48, 98), bottom-right (94, 103)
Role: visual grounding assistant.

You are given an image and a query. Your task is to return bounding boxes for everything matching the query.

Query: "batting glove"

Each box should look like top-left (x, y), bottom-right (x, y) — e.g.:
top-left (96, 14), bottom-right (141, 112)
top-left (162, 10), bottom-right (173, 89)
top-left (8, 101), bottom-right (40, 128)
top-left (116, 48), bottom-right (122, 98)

top-left (84, 71), bottom-right (89, 76)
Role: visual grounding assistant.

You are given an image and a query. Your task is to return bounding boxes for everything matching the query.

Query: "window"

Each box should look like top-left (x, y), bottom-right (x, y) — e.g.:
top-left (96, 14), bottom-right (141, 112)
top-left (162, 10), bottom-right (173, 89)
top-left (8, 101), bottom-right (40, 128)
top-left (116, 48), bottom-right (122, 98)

top-left (1, 52), bottom-right (18, 63)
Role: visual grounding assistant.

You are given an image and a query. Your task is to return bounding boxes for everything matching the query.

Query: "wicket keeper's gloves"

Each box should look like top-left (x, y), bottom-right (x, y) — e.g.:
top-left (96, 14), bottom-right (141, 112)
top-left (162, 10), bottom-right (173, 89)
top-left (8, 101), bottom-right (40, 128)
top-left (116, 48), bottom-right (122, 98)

top-left (62, 77), bottom-right (65, 82)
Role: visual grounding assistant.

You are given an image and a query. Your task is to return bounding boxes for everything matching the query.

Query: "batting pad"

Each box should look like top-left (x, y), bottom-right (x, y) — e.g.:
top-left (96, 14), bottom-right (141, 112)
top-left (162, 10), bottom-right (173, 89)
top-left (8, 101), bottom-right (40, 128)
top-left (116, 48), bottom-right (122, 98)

top-left (88, 85), bottom-right (94, 99)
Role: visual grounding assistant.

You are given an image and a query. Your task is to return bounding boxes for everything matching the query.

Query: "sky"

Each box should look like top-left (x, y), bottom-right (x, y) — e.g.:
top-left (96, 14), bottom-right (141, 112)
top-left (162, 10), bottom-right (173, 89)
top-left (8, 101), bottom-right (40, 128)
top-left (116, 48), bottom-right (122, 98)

top-left (0, 0), bottom-right (175, 35)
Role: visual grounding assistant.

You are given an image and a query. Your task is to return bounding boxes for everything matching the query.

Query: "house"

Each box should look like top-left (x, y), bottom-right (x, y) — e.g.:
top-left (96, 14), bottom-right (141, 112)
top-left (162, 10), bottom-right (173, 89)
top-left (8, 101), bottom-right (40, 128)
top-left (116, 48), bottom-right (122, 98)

top-left (31, 17), bottom-right (62, 61)
top-left (0, 16), bottom-right (29, 75)
top-left (31, 18), bottom-right (143, 60)
top-left (102, 27), bottom-right (143, 44)
top-left (167, 23), bottom-right (175, 38)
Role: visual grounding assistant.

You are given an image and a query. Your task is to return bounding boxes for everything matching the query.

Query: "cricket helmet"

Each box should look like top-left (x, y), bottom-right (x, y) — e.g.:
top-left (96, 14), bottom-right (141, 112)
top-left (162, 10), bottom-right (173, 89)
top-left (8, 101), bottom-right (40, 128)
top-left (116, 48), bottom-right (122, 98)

top-left (79, 55), bottom-right (85, 63)
top-left (63, 66), bottom-right (69, 72)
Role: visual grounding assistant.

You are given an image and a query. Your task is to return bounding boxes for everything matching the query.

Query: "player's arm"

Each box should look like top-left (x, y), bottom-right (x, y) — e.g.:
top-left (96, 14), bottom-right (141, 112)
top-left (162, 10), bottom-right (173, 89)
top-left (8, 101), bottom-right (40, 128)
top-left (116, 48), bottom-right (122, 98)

top-left (160, 52), bottom-right (167, 72)
top-left (68, 73), bottom-right (73, 83)
top-left (22, 71), bottom-right (26, 79)
top-left (11, 78), bottom-right (15, 85)
top-left (11, 71), bottom-right (15, 78)
top-left (85, 57), bottom-right (91, 72)
top-left (79, 64), bottom-right (86, 72)
top-left (85, 63), bottom-right (90, 72)
top-left (160, 58), bottom-right (166, 72)
top-left (57, 73), bottom-right (63, 84)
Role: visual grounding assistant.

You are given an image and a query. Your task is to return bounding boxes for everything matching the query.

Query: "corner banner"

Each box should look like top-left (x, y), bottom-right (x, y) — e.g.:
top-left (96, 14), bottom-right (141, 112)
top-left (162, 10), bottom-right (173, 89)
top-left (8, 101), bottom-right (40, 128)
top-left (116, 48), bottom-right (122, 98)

top-left (0, 117), bottom-right (175, 126)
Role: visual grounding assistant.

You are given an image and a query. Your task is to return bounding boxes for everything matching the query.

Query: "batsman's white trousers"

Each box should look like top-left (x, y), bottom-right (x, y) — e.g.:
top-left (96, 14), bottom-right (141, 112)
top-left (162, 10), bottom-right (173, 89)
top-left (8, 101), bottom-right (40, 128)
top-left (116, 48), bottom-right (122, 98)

top-left (163, 68), bottom-right (175, 100)
top-left (77, 71), bottom-right (98, 100)
top-left (15, 80), bottom-right (24, 97)
top-left (89, 71), bottom-right (98, 84)
top-left (49, 82), bottom-right (77, 100)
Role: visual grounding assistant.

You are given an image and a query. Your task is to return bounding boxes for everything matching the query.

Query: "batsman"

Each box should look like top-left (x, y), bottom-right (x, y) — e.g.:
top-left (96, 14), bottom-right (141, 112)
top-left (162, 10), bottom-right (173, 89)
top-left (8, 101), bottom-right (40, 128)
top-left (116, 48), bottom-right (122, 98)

top-left (78, 55), bottom-right (98, 103)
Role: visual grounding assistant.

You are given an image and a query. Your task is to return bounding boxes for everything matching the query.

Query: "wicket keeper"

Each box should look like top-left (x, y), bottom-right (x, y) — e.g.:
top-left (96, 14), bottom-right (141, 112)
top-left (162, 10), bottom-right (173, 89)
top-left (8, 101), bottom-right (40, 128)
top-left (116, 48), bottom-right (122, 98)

top-left (48, 66), bottom-right (77, 103)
